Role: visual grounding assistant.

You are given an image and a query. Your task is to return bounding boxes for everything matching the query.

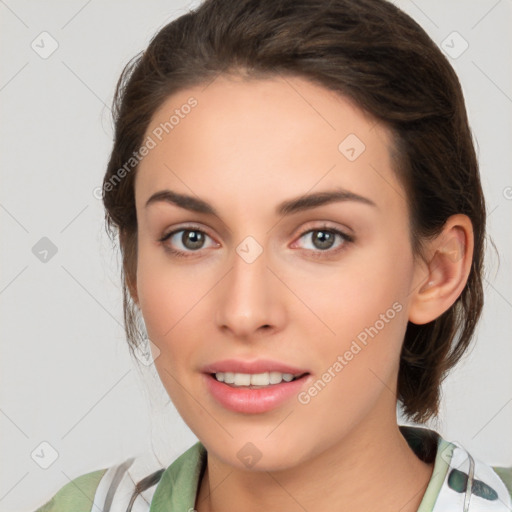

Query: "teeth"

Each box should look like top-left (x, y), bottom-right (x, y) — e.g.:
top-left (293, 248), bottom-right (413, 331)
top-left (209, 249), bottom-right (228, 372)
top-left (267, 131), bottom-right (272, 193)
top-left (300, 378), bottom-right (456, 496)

top-left (269, 371), bottom-right (283, 384)
top-left (214, 371), bottom-right (299, 386)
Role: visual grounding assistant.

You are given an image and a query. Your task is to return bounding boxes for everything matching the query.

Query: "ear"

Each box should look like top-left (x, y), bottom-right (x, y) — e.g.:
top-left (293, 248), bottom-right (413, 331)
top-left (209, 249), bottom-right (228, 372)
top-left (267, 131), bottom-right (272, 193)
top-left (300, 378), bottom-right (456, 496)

top-left (408, 214), bottom-right (474, 325)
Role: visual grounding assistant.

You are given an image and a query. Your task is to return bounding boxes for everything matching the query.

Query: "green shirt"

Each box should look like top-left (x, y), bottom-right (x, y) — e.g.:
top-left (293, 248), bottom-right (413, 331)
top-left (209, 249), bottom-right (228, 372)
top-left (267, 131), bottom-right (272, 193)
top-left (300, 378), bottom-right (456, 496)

top-left (34, 425), bottom-right (512, 512)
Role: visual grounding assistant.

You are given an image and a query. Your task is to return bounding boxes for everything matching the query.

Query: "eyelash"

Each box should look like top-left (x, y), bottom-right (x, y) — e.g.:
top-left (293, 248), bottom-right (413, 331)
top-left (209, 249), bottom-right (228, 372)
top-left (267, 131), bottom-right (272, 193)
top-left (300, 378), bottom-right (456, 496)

top-left (158, 224), bottom-right (354, 259)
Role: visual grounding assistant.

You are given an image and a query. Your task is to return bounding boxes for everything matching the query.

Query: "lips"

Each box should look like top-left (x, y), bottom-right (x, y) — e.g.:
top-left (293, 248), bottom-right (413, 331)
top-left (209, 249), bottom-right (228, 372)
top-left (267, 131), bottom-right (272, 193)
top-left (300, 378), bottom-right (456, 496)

top-left (201, 358), bottom-right (309, 375)
top-left (204, 372), bottom-right (310, 413)
top-left (201, 358), bottom-right (312, 414)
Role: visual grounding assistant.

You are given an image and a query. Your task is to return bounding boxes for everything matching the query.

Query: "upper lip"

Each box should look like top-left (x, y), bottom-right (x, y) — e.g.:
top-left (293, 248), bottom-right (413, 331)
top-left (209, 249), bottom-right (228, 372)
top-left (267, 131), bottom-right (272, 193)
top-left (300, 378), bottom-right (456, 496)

top-left (202, 359), bottom-right (310, 375)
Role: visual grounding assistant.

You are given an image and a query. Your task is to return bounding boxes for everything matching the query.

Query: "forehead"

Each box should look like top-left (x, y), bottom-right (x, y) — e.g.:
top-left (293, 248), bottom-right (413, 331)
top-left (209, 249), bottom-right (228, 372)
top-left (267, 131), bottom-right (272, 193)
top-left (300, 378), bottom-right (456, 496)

top-left (135, 74), bottom-right (405, 218)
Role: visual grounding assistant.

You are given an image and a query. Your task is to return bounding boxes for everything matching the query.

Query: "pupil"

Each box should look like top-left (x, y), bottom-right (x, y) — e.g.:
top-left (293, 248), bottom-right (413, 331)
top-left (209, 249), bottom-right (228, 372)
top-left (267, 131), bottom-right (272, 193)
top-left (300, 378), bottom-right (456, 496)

top-left (180, 230), bottom-right (334, 251)
top-left (314, 230), bottom-right (334, 250)
top-left (183, 230), bottom-right (204, 250)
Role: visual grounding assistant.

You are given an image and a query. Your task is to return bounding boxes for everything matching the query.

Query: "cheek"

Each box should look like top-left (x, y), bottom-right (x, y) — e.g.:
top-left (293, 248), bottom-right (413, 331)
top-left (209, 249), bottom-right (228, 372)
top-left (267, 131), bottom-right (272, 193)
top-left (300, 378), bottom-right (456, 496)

top-left (296, 300), bottom-right (410, 433)
top-left (135, 244), bottom-right (185, 351)
top-left (136, 241), bottom-right (196, 333)
top-left (135, 246), bottom-right (221, 376)
top-left (285, 245), bottom-right (412, 343)
top-left (136, 261), bottom-right (198, 407)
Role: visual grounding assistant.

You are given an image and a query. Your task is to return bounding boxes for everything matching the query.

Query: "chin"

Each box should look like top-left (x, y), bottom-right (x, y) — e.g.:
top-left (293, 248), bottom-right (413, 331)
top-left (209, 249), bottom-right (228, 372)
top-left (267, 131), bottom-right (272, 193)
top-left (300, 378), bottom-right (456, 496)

top-left (200, 432), bottom-right (314, 473)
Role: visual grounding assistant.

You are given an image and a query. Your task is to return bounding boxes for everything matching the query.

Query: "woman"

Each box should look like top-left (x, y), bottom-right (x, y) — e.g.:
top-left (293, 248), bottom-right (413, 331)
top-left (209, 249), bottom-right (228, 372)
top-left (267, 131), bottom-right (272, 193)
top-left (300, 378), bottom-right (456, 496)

top-left (35, 0), bottom-right (512, 510)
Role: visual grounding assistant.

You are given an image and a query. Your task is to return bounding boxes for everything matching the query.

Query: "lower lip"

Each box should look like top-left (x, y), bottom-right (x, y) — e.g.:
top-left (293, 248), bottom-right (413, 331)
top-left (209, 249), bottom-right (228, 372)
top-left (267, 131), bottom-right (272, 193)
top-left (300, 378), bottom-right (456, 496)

top-left (203, 373), bottom-right (310, 414)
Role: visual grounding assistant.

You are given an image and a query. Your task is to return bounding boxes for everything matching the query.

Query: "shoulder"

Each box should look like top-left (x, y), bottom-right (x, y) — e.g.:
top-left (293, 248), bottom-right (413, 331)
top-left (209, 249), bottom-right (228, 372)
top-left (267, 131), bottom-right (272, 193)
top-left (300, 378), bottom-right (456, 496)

top-left (437, 437), bottom-right (512, 509)
top-left (33, 451), bottom-right (167, 512)
top-left (34, 467), bottom-right (108, 512)
top-left (399, 425), bottom-right (512, 510)
top-left (492, 465), bottom-right (512, 499)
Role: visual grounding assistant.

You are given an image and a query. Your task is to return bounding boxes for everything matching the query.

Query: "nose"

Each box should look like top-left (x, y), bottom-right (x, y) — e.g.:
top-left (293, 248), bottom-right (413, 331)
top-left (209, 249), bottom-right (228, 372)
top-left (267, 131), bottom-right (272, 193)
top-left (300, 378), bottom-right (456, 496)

top-left (214, 241), bottom-right (285, 340)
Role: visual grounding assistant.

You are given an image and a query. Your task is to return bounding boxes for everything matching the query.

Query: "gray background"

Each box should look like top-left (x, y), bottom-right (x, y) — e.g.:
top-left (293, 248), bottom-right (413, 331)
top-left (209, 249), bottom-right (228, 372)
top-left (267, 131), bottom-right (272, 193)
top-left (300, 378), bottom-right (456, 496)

top-left (1, 1), bottom-right (511, 510)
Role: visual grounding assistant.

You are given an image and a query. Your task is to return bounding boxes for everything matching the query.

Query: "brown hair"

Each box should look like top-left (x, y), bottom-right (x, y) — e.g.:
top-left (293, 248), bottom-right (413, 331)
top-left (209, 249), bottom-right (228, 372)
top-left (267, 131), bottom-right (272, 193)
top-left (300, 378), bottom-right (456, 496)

top-left (102, 0), bottom-right (485, 427)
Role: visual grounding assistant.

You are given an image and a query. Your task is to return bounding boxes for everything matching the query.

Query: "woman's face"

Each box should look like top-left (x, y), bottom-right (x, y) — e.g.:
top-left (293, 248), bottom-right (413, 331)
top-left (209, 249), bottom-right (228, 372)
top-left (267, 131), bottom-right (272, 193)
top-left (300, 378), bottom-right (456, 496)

top-left (134, 75), bottom-right (424, 470)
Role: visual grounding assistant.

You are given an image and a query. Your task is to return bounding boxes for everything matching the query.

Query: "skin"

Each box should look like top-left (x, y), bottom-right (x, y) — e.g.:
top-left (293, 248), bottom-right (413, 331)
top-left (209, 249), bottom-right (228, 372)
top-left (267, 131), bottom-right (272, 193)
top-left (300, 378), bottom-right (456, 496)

top-left (132, 74), bottom-right (473, 512)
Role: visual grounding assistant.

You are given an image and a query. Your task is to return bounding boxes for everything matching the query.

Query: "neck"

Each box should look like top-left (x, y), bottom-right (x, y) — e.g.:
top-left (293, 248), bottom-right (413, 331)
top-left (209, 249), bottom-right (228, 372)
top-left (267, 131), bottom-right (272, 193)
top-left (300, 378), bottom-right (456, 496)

top-left (195, 417), bottom-right (434, 512)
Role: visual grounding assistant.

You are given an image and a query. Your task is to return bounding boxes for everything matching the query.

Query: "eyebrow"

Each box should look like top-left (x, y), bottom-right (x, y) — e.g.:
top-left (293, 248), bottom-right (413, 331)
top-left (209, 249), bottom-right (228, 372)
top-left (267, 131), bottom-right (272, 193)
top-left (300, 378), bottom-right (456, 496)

top-left (144, 187), bottom-right (377, 216)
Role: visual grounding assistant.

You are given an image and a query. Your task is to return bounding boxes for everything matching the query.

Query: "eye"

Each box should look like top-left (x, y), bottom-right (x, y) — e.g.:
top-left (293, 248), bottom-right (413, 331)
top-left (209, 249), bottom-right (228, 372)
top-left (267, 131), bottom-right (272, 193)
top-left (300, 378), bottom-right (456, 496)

top-left (293, 226), bottom-right (353, 256)
top-left (158, 226), bottom-right (218, 257)
top-left (158, 224), bottom-right (354, 259)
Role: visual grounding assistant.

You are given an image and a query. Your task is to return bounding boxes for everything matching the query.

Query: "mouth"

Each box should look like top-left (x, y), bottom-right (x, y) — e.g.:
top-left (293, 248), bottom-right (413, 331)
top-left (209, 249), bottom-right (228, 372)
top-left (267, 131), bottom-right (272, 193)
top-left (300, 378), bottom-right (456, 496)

top-left (203, 370), bottom-right (312, 414)
top-left (210, 371), bottom-right (310, 389)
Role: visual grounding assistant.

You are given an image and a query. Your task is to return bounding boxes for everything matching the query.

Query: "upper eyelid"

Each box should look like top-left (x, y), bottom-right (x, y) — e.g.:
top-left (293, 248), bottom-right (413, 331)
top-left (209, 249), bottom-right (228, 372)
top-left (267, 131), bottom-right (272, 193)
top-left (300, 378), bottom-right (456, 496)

top-left (160, 221), bottom-right (349, 237)
top-left (291, 226), bottom-right (353, 249)
top-left (161, 223), bottom-right (352, 248)
top-left (160, 222), bottom-right (212, 237)
top-left (291, 221), bottom-right (353, 239)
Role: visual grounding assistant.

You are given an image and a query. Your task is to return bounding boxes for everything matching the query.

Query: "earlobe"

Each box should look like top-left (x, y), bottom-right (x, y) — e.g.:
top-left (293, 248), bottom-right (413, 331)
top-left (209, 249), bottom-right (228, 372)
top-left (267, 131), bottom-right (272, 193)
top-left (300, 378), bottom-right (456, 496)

top-left (408, 214), bottom-right (474, 325)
